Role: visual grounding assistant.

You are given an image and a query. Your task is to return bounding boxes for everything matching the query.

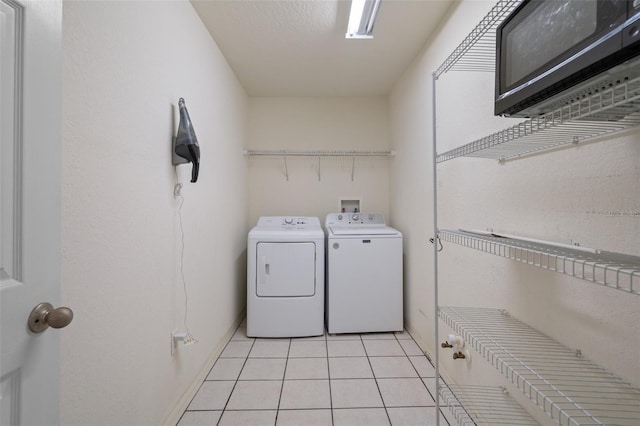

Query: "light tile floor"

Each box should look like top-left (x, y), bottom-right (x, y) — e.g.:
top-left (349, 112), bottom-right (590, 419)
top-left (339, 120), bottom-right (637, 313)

top-left (177, 321), bottom-right (454, 426)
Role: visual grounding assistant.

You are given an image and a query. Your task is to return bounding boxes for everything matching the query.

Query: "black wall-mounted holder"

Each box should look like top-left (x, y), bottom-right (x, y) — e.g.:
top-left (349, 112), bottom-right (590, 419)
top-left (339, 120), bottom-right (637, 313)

top-left (172, 97), bottom-right (200, 183)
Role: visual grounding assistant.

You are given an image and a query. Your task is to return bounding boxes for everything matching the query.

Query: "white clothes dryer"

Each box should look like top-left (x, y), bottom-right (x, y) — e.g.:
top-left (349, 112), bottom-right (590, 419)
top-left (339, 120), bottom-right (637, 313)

top-left (325, 213), bottom-right (403, 334)
top-left (247, 216), bottom-right (324, 338)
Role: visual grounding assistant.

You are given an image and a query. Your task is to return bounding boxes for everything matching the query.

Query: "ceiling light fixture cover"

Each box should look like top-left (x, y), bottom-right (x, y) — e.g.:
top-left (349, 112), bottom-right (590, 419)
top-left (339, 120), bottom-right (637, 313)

top-left (346, 0), bottom-right (382, 39)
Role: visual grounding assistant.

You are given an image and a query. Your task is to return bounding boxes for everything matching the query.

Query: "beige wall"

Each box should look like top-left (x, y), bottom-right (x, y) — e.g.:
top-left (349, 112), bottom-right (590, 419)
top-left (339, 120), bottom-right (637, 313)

top-left (61, 1), bottom-right (248, 424)
top-left (389, 0), bottom-right (640, 407)
top-left (248, 97), bottom-right (391, 225)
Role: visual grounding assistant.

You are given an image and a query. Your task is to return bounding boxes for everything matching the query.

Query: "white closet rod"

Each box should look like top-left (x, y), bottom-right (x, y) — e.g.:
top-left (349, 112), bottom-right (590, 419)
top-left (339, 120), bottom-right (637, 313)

top-left (243, 149), bottom-right (395, 157)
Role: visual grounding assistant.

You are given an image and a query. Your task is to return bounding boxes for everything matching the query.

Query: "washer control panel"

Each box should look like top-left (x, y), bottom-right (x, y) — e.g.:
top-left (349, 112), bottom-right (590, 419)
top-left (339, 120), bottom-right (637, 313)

top-left (325, 212), bottom-right (385, 226)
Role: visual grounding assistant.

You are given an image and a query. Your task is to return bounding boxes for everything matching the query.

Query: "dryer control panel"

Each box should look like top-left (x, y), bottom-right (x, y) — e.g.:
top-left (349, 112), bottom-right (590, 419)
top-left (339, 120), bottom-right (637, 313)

top-left (256, 216), bottom-right (320, 229)
top-left (325, 212), bottom-right (385, 226)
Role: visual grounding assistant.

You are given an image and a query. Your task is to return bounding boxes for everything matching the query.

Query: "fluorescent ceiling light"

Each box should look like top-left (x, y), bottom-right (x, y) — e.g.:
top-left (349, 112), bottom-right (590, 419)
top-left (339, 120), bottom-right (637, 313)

top-left (346, 0), bottom-right (382, 39)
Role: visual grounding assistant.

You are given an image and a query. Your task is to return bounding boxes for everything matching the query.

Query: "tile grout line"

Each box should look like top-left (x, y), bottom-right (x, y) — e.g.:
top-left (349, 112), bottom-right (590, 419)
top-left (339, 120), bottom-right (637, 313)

top-left (403, 333), bottom-right (452, 426)
top-left (398, 333), bottom-right (425, 383)
top-left (400, 332), bottom-right (449, 425)
top-left (274, 338), bottom-right (292, 425)
top-left (325, 330), bottom-right (335, 426)
top-left (215, 336), bottom-right (256, 426)
top-left (361, 333), bottom-right (393, 426)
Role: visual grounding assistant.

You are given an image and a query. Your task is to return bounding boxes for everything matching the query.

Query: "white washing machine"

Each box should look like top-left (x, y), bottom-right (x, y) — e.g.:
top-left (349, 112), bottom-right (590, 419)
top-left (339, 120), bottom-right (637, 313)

top-left (325, 212), bottom-right (403, 334)
top-left (247, 216), bottom-right (324, 338)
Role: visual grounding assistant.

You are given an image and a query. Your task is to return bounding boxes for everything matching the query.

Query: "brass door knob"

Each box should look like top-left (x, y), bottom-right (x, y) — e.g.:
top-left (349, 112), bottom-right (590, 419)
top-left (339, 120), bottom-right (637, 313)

top-left (28, 302), bottom-right (74, 333)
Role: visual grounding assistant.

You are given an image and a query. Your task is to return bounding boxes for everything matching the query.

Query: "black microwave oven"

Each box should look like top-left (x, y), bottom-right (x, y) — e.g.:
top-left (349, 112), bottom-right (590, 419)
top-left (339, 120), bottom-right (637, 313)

top-left (495, 0), bottom-right (640, 118)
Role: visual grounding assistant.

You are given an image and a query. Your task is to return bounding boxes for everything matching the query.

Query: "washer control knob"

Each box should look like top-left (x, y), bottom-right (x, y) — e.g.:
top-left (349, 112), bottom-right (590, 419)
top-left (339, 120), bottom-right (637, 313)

top-left (284, 217), bottom-right (293, 224)
top-left (352, 214), bottom-right (359, 221)
top-left (368, 214), bottom-right (374, 220)
top-left (338, 214), bottom-right (343, 220)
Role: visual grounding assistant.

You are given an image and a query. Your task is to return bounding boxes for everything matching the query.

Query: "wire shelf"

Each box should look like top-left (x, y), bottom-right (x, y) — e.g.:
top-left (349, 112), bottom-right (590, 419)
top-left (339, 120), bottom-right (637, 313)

top-left (439, 229), bottom-right (640, 296)
top-left (439, 307), bottom-right (640, 426)
top-left (243, 149), bottom-right (394, 158)
top-left (243, 149), bottom-right (394, 181)
top-left (440, 385), bottom-right (539, 425)
top-left (434, 0), bottom-right (521, 78)
top-left (436, 76), bottom-right (640, 163)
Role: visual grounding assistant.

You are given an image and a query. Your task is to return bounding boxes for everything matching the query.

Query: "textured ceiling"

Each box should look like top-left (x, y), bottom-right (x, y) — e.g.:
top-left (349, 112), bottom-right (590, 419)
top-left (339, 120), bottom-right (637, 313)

top-left (191, 0), bottom-right (454, 97)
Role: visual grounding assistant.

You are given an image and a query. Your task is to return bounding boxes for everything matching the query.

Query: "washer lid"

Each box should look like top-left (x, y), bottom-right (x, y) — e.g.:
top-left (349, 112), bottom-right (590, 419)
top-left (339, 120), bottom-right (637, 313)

top-left (328, 226), bottom-right (400, 236)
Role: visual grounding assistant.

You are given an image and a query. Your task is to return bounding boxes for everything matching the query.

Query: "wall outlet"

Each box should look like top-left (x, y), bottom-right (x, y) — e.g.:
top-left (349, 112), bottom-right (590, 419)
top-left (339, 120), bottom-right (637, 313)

top-left (171, 330), bottom-right (197, 356)
top-left (172, 330), bottom-right (188, 342)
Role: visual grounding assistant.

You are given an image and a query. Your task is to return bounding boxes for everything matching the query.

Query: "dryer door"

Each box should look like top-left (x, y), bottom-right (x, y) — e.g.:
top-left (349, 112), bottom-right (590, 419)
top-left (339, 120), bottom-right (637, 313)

top-left (256, 242), bottom-right (316, 297)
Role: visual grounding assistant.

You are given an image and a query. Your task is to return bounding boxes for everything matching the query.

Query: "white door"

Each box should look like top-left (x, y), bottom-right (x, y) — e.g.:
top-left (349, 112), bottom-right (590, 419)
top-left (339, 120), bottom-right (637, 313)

top-left (256, 242), bottom-right (316, 297)
top-left (1, 0), bottom-right (65, 424)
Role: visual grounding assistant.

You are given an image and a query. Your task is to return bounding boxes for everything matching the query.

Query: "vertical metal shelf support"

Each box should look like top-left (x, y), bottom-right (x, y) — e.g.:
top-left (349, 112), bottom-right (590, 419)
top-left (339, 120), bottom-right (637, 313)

top-left (430, 3), bottom-right (523, 424)
top-left (431, 72), bottom-right (440, 425)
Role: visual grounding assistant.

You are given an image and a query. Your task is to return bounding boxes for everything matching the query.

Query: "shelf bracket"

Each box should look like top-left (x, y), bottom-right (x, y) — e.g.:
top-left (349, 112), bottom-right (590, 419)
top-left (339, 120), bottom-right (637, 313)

top-left (283, 155), bottom-right (289, 181)
top-left (317, 156), bottom-right (321, 182)
top-left (430, 236), bottom-right (444, 252)
top-left (351, 157), bottom-right (356, 181)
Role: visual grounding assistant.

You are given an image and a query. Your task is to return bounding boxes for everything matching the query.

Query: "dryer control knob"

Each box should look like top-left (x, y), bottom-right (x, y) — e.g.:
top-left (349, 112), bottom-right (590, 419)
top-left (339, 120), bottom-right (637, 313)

top-left (284, 217), bottom-right (293, 224)
top-left (338, 214), bottom-right (343, 220)
top-left (368, 214), bottom-right (374, 220)
top-left (352, 214), bottom-right (359, 221)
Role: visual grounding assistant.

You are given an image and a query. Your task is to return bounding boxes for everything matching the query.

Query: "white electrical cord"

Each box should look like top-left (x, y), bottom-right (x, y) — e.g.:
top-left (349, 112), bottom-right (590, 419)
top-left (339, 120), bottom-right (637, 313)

top-left (174, 172), bottom-right (197, 346)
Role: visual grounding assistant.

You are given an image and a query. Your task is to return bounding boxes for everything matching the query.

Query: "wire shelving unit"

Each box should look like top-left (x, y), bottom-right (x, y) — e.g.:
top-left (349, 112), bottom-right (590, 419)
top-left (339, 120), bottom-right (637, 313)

top-left (432, 1), bottom-right (640, 425)
top-left (439, 307), bottom-right (640, 426)
top-left (439, 229), bottom-right (640, 295)
top-left (439, 385), bottom-right (538, 425)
